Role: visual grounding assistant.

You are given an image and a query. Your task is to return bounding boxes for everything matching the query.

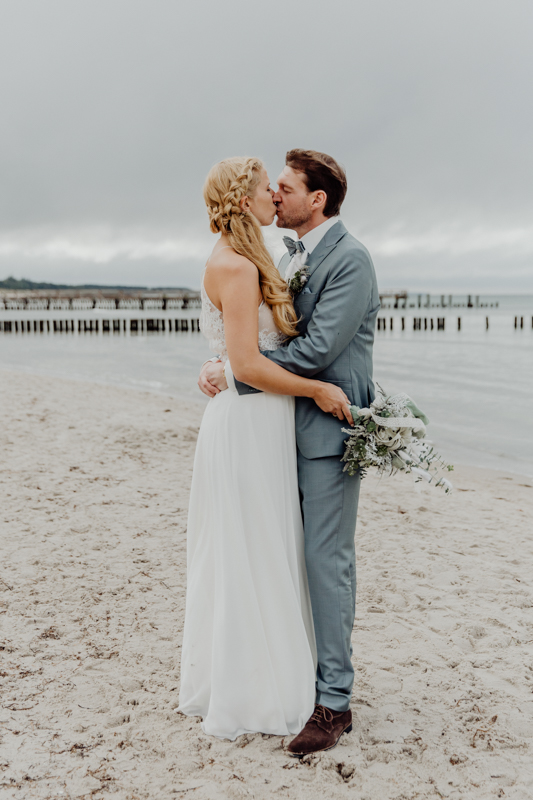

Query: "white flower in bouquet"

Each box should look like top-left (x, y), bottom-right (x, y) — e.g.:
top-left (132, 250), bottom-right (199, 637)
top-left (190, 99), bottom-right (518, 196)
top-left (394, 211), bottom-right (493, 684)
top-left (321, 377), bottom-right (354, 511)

top-left (374, 427), bottom-right (402, 448)
top-left (341, 387), bottom-right (453, 491)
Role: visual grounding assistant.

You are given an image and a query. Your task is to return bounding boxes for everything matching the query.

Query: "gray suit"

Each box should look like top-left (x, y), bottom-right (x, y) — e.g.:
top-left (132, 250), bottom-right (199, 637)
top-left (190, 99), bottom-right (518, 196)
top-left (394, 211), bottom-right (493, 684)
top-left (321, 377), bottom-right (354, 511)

top-left (236, 220), bottom-right (379, 711)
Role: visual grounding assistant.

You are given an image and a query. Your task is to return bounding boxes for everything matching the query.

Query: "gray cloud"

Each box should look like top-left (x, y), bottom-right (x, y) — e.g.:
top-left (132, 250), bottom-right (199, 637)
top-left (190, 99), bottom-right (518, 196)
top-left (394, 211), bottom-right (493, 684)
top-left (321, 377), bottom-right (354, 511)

top-left (0, 0), bottom-right (531, 290)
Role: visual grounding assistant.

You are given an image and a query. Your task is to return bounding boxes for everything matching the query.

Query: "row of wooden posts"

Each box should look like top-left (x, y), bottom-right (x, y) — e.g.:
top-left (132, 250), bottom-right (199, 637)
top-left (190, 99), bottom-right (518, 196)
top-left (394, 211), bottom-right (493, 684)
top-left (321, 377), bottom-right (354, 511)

top-left (1, 316), bottom-right (532, 334)
top-left (377, 316), bottom-right (533, 331)
top-left (377, 317), bottom-right (448, 331)
top-left (377, 316), bottom-right (460, 331)
top-left (0, 318), bottom-right (201, 333)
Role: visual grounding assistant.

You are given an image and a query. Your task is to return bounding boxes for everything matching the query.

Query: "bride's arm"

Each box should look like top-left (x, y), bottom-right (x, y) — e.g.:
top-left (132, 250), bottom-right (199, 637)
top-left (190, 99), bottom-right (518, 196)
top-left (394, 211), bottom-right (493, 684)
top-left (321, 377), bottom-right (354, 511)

top-left (216, 257), bottom-right (353, 423)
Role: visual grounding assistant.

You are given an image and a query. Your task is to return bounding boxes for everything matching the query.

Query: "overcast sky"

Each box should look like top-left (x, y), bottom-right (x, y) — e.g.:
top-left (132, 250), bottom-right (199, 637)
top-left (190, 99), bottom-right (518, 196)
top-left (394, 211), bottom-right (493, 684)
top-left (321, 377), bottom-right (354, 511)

top-left (0, 0), bottom-right (531, 292)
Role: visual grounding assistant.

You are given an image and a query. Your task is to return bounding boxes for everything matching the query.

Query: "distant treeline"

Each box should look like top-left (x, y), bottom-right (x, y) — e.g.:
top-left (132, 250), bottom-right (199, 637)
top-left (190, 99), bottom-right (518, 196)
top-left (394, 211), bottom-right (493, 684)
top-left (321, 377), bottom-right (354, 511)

top-left (0, 276), bottom-right (188, 291)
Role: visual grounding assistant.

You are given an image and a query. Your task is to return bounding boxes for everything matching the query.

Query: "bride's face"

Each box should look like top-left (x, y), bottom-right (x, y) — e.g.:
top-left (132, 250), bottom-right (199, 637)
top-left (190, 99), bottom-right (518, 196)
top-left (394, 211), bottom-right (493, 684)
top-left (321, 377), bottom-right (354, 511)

top-left (245, 169), bottom-right (277, 226)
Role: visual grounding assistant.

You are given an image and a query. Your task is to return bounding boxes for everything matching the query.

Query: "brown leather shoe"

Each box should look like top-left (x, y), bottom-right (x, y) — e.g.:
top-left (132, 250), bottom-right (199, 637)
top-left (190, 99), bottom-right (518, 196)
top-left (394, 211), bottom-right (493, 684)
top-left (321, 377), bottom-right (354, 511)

top-left (287, 704), bottom-right (352, 757)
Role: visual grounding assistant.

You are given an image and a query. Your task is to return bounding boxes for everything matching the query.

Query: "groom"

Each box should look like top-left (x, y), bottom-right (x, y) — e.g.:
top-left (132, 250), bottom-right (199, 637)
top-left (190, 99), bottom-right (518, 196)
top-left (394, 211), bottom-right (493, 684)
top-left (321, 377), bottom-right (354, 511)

top-left (198, 149), bottom-right (380, 755)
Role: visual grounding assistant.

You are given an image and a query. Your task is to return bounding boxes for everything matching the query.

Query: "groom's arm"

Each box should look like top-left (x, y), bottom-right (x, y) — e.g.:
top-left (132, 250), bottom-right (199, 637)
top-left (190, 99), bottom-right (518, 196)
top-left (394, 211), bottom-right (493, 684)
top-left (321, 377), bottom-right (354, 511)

top-left (265, 247), bottom-right (375, 377)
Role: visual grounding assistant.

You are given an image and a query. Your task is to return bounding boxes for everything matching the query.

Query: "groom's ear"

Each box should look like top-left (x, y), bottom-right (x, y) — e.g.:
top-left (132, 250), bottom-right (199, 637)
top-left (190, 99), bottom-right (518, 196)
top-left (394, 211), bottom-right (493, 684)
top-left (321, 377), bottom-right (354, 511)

top-left (310, 190), bottom-right (327, 212)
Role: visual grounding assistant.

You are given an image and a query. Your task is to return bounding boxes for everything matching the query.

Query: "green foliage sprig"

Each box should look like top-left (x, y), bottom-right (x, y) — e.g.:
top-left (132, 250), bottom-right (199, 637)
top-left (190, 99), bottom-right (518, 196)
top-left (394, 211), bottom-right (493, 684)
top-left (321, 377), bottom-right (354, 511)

top-left (341, 387), bottom-right (454, 491)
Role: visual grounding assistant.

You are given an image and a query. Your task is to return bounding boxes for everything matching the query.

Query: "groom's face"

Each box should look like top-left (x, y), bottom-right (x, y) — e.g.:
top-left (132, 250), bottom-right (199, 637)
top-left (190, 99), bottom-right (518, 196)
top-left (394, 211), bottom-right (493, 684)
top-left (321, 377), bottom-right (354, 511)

top-left (273, 166), bottom-right (313, 231)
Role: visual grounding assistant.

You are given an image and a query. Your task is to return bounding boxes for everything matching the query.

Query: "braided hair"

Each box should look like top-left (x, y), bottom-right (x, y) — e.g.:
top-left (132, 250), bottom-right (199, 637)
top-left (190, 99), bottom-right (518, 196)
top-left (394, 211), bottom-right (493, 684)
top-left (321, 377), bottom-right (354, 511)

top-left (203, 157), bottom-right (299, 338)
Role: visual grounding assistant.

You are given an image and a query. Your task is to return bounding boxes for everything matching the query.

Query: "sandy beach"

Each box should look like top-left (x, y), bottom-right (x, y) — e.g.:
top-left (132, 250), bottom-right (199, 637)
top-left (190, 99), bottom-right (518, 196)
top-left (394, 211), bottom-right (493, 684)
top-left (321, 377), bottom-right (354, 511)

top-left (1, 369), bottom-right (532, 800)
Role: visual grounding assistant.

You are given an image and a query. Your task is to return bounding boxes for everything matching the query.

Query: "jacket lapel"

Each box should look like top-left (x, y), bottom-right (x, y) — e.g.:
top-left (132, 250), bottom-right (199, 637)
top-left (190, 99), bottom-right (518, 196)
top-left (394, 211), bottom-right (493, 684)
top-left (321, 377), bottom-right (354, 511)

top-left (304, 220), bottom-right (348, 280)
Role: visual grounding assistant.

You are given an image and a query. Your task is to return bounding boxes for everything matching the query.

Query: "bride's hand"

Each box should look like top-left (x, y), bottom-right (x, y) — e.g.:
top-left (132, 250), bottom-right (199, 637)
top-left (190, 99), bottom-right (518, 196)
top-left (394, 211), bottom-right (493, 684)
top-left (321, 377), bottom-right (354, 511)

top-left (198, 360), bottom-right (228, 397)
top-left (311, 382), bottom-right (354, 425)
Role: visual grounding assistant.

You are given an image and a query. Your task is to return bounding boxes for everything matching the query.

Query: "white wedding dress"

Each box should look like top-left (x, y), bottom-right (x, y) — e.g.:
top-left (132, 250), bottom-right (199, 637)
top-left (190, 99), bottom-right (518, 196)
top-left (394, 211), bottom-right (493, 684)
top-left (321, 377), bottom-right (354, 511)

top-left (178, 282), bottom-right (316, 740)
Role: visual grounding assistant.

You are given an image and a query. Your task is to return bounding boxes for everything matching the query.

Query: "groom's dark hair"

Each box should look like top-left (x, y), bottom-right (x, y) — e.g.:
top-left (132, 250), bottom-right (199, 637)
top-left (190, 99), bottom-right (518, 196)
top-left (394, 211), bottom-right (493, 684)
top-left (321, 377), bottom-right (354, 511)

top-left (285, 149), bottom-right (347, 218)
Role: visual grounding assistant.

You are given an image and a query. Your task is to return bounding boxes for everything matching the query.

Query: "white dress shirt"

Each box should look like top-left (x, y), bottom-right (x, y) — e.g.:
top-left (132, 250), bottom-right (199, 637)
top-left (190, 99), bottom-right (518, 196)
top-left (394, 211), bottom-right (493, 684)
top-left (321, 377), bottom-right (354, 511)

top-left (284, 216), bottom-right (342, 283)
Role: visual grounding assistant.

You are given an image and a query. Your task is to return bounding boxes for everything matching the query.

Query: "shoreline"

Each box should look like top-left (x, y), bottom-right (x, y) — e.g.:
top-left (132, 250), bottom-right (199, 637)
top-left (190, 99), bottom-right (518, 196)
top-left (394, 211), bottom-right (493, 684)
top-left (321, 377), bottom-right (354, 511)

top-left (1, 370), bottom-right (532, 799)
top-left (0, 361), bottom-right (209, 408)
top-left (1, 362), bottom-right (531, 480)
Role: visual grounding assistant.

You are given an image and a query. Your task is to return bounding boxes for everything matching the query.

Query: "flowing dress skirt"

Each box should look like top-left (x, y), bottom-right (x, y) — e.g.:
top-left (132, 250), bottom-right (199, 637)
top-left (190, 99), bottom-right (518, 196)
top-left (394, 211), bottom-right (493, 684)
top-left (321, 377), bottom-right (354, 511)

top-left (179, 388), bottom-right (316, 740)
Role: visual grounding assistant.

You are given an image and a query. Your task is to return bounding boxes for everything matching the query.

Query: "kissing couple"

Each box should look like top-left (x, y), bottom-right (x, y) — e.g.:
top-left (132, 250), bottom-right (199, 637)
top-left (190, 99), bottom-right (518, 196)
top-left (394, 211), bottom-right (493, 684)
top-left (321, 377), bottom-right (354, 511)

top-left (178, 149), bottom-right (380, 756)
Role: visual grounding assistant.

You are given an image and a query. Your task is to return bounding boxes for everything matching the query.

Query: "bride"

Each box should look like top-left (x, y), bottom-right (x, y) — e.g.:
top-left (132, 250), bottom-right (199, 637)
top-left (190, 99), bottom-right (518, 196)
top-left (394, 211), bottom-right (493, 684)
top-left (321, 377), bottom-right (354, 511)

top-left (178, 157), bottom-right (353, 740)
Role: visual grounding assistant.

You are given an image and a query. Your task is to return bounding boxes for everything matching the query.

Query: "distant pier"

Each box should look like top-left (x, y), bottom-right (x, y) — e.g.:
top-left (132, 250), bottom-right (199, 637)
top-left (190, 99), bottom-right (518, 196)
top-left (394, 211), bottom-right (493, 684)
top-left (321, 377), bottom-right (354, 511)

top-left (378, 290), bottom-right (408, 308)
top-left (0, 288), bottom-right (202, 311)
top-left (0, 287), bottom-right (503, 313)
top-left (378, 291), bottom-right (499, 310)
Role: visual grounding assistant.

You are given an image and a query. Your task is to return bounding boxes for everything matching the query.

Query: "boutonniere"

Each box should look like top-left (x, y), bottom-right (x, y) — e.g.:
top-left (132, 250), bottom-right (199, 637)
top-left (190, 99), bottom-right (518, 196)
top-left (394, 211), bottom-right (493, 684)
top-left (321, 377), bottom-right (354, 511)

top-left (288, 265), bottom-right (310, 296)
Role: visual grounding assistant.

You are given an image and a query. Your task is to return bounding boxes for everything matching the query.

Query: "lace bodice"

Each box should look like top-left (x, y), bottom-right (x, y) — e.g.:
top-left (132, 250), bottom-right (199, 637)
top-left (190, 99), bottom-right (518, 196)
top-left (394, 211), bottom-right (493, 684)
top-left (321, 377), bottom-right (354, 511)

top-left (200, 282), bottom-right (285, 360)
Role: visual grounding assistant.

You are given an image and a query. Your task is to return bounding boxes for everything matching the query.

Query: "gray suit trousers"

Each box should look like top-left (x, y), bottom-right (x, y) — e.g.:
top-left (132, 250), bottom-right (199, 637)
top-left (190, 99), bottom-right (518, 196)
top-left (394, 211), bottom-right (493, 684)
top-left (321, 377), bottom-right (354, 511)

top-left (297, 449), bottom-right (361, 712)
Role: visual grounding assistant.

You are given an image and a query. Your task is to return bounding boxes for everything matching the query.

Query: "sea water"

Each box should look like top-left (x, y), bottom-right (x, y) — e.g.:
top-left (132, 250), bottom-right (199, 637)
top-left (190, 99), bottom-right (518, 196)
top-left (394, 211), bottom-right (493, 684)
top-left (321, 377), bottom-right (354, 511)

top-left (1, 294), bottom-right (532, 477)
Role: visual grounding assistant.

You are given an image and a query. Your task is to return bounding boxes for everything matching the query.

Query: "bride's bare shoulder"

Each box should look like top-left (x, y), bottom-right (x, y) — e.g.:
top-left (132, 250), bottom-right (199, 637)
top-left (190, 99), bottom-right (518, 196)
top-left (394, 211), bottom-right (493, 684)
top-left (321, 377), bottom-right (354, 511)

top-left (205, 248), bottom-right (257, 283)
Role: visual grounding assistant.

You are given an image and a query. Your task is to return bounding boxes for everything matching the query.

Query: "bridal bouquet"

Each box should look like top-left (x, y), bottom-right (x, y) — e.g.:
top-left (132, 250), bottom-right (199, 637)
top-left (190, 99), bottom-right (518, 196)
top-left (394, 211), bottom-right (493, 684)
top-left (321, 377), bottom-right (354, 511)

top-left (342, 388), bottom-right (453, 491)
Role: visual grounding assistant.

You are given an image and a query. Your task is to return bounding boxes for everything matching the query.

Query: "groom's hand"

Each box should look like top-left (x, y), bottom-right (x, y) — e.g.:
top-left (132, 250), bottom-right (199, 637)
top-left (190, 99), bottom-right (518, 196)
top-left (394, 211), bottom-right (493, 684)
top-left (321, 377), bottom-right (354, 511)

top-left (198, 360), bottom-right (228, 397)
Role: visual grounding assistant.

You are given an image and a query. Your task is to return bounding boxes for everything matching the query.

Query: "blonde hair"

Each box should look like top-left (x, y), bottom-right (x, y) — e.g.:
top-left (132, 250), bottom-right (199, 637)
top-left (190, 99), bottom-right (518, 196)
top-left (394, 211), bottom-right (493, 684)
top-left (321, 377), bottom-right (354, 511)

top-left (203, 157), bottom-right (299, 338)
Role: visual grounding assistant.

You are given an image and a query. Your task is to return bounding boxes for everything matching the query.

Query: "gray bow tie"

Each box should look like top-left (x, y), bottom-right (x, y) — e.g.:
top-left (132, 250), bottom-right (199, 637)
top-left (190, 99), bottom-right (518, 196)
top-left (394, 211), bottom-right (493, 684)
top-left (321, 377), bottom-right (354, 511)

top-left (283, 237), bottom-right (305, 258)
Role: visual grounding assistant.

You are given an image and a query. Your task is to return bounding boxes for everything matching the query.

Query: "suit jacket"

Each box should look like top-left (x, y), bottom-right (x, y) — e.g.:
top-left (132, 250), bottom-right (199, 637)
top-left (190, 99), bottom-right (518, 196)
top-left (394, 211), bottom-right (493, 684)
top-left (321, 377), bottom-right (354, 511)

top-left (235, 220), bottom-right (380, 459)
